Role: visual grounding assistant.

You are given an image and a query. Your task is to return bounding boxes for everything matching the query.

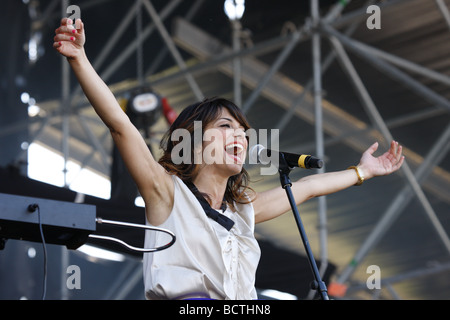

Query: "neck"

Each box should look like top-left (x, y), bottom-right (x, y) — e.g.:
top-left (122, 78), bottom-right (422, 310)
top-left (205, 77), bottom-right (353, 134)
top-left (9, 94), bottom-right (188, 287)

top-left (193, 167), bottom-right (229, 210)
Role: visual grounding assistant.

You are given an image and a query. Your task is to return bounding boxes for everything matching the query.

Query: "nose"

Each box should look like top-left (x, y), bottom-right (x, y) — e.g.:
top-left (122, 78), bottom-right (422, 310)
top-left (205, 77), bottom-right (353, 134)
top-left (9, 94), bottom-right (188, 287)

top-left (234, 128), bottom-right (246, 139)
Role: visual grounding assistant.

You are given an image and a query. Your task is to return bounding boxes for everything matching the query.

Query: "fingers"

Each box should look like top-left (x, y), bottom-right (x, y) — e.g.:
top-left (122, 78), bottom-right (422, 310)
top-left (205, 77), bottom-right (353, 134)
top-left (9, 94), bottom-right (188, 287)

top-left (60, 17), bottom-right (69, 26)
top-left (54, 31), bottom-right (75, 43)
top-left (59, 17), bottom-right (81, 28)
top-left (395, 142), bottom-right (403, 161)
top-left (74, 18), bottom-right (83, 30)
top-left (389, 140), bottom-right (398, 154)
top-left (390, 140), bottom-right (403, 161)
top-left (394, 154), bottom-right (405, 170)
top-left (364, 141), bottom-right (379, 156)
top-left (389, 140), bottom-right (405, 172)
top-left (395, 144), bottom-right (404, 167)
top-left (54, 18), bottom-right (84, 47)
top-left (56, 19), bottom-right (82, 35)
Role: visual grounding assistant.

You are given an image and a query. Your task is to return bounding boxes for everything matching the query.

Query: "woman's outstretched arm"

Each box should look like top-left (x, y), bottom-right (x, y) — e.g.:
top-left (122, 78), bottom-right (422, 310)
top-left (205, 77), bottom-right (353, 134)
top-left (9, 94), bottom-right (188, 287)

top-left (254, 140), bottom-right (404, 224)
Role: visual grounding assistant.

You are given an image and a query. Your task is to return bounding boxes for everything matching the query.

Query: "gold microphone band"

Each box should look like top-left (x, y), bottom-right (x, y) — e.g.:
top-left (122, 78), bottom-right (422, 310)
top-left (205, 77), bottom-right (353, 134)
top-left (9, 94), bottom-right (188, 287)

top-left (298, 154), bottom-right (310, 169)
top-left (347, 165), bottom-right (365, 186)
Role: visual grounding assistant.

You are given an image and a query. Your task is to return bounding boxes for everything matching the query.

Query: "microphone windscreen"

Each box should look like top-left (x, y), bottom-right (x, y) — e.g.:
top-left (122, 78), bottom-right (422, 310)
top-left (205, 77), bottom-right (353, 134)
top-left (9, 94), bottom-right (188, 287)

top-left (249, 144), bottom-right (264, 164)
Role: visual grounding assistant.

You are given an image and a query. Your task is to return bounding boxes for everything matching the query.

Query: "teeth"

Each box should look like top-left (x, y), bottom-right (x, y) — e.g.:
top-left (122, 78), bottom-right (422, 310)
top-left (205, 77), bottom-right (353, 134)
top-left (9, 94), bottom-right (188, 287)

top-left (225, 143), bottom-right (244, 154)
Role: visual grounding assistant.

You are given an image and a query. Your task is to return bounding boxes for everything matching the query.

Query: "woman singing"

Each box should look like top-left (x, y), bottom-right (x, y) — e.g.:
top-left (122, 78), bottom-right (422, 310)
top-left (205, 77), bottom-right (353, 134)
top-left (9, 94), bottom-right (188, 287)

top-left (54, 18), bottom-right (404, 300)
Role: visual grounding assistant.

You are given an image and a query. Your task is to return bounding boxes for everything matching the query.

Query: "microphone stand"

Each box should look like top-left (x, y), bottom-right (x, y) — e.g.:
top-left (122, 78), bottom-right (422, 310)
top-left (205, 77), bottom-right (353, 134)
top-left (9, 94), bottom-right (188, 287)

top-left (278, 154), bottom-right (329, 300)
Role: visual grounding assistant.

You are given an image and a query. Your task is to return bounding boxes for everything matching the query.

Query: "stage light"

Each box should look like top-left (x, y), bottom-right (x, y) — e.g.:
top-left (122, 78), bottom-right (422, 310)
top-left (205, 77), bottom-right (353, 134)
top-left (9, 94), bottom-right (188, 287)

top-left (224, 0), bottom-right (245, 21)
top-left (224, 0), bottom-right (245, 20)
top-left (27, 31), bottom-right (43, 64)
top-left (21, 92), bottom-right (30, 104)
top-left (21, 92), bottom-right (41, 117)
top-left (28, 105), bottom-right (40, 117)
top-left (130, 92), bottom-right (159, 114)
top-left (125, 86), bottom-right (162, 130)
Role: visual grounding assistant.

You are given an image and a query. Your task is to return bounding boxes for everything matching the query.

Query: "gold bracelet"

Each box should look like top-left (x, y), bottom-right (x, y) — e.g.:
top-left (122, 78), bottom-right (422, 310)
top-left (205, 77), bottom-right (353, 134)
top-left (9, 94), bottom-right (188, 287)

top-left (347, 165), bottom-right (364, 186)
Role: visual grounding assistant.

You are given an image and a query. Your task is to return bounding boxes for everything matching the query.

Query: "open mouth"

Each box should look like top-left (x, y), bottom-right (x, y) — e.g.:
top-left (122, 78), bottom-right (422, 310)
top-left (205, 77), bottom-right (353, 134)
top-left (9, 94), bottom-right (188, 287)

top-left (225, 143), bottom-right (245, 163)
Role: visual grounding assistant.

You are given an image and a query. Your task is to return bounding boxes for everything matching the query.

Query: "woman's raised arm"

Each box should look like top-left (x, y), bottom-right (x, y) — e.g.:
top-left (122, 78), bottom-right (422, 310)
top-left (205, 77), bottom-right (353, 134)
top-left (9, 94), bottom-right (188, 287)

top-left (53, 18), bottom-right (173, 225)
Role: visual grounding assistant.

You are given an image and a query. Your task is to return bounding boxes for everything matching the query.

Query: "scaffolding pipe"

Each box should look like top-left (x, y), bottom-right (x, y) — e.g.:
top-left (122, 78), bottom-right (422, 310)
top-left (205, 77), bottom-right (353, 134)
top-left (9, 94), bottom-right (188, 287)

top-left (142, 0), bottom-right (204, 101)
top-left (232, 20), bottom-right (242, 107)
top-left (307, 0), bottom-right (328, 300)
top-left (337, 122), bottom-right (450, 283)
top-left (242, 27), bottom-right (306, 114)
top-left (275, 0), bottom-right (373, 133)
top-left (329, 33), bottom-right (450, 283)
top-left (152, 24), bottom-right (307, 88)
top-left (346, 261), bottom-right (450, 297)
top-left (61, 1), bottom-right (70, 189)
top-left (322, 0), bottom-right (353, 24)
top-left (60, 0), bottom-right (71, 301)
top-left (324, 26), bottom-right (450, 87)
top-left (329, 36), bottom-right (450, 254)
top-left (435, 0), bottom-right (450, 31)
top-left (322, 25), bottom-right (450, 112)
top-left (145, 0), bottom-right (205, 78)
top-left (330, 0), bottom-right (407, 29)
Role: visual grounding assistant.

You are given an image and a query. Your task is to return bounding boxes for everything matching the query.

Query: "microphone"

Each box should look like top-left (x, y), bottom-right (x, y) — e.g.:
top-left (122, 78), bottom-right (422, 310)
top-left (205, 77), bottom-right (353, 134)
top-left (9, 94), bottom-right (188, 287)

top-left (249, 144), bottom-right (324, 169)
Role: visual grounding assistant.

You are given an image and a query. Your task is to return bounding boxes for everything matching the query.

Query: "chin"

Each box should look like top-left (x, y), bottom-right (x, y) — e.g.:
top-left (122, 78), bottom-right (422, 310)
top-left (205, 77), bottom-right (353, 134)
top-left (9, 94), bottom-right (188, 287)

top-left (219, 162), bottom-right (244, 177)
top-left (229, 164), bottom-right (244, 175)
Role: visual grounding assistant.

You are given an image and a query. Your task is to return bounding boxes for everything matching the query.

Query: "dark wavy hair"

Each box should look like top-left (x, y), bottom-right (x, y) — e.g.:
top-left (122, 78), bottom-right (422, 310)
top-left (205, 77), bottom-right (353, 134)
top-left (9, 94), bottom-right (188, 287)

top-left (158, 97), bottom-right (254, 210)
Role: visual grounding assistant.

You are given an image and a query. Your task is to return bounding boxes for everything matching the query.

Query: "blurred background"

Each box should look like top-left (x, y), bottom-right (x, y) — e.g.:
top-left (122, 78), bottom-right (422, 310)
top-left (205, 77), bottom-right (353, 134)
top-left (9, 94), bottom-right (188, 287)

top-left (0, 0), bottom-right (449, 300)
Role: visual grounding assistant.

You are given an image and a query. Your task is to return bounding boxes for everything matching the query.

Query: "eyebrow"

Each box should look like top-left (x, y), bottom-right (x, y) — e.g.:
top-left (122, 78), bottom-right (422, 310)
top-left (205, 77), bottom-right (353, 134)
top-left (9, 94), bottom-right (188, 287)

top-left (217, 117), bottom-right (243, 126)
top-left (215, 117), bottom-right (246, 129)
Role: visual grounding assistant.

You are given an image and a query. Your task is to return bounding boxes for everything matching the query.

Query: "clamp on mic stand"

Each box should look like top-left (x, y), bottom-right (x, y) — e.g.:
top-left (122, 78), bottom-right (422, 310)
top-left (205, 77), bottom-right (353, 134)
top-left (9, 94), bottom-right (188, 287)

top-left (278, 153), bottom-right (329, 300)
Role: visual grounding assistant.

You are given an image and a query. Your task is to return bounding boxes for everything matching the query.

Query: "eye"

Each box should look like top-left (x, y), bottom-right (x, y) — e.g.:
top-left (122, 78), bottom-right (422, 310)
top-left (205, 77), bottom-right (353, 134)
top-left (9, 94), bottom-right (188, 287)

top-left (220, 124), bottom-right (231, 128)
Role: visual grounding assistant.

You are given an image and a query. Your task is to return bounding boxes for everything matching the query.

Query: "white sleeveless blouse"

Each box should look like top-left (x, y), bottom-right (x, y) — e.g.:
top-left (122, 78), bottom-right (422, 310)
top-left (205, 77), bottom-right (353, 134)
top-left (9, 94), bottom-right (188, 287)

top-left (143, 175), bottom-right (261, 300)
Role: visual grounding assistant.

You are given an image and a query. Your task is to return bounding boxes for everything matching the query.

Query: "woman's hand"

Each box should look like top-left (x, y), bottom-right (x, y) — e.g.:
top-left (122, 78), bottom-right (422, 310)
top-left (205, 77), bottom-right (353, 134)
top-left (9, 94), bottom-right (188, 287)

top-left (358, 140), bottom-right (405, 180)
top-left (53, 18), bottom-right (85, 60)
